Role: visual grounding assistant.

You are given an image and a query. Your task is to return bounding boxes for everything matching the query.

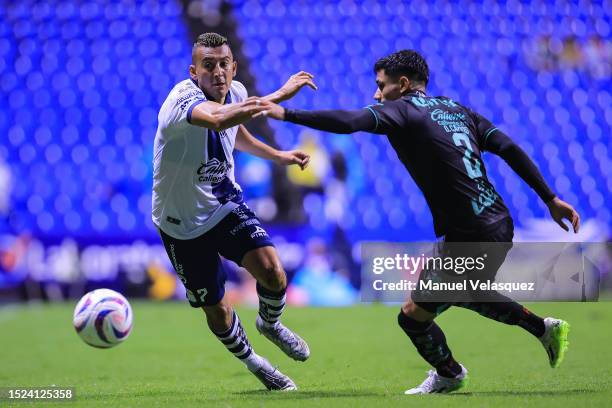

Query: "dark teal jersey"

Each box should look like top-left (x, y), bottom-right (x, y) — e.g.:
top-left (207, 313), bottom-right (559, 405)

top-left (367, 92), bottom-right (510, 236)
top-left (285, 92), bottom-right (555, 237)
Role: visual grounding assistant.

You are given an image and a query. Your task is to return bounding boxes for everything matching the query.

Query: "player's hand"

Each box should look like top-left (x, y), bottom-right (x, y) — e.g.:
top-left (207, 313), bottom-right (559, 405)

top-left (240, 97), bottom-right (274, 120)
top-left (547, 197), bottom-right (580, 233)
top-left (274, 150), bottom-right (310, 170)
top-left (254, 102), bottom-right (285, 120)
top-left (277, 71), bottom-right (317, 102)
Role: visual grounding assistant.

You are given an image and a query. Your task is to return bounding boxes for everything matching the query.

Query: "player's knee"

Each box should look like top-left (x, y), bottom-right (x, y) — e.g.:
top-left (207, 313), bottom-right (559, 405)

top-left (259, 263), bottom-right (286, 292)
top-left (401, 300), bottom-right (435, 322)
top-left (397, 309), bottom-right (432, 334)
top-left (401, 300), bottom-right (419, 317)
top-left (251, 258), bottom-right (286, 292)
top-left (243, 249), bottom-right (287, 292)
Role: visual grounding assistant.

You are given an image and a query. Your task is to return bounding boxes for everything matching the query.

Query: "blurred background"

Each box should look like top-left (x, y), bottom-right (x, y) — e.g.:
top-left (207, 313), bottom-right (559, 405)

top-left (0, 0), bottom-right (610, 306)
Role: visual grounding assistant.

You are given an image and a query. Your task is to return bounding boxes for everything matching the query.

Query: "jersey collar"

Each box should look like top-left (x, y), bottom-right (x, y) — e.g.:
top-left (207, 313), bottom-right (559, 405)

top-left (408, 89), bottom-right (427, 97)
top-left (189, 78), bottom-right (233, 104)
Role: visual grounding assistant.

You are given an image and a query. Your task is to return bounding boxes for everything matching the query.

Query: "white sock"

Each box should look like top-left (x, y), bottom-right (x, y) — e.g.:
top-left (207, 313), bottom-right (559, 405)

top-left (243, 352), bottom-right (264, 372)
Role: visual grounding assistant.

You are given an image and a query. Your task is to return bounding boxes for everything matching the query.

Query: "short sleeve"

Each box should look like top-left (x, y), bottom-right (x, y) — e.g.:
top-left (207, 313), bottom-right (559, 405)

top-left (365, 100), bottom-right (407, 134)
top-left (230, 80), bottom-right (248, 103)
top-left (162, 81), bottom-right (206, 127)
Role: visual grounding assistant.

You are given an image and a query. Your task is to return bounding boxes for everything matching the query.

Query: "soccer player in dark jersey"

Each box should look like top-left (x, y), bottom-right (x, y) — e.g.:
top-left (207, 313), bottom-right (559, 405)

top-left (259, 50), bottom-right (580, 394)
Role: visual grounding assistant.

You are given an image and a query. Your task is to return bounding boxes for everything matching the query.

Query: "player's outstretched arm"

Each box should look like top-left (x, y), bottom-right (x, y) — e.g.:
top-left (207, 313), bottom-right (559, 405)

top-left (262, 71), bottom-right (318, 103)
top-left (235, 125), bottom-right (310, 170)
top-left (260, 102), bottom-right (378, 134)
top-left (190, 97), bottom-right (269, 131)
top-left (485, 130), bottom-right (580, 233)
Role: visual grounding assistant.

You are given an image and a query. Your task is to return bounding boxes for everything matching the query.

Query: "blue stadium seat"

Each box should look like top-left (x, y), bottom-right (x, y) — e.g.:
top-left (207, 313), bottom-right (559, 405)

top-left (231, 0), bottom-right (611, 238)
top-left (1, 0), bottom-right (609, 240)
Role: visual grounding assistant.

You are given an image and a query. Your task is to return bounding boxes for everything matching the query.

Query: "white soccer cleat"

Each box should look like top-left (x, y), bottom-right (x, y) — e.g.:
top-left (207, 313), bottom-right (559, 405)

top-left (250, 357), bottom-right (297, 391)
top-left (539, 317), bottom-right (570, 368)
top-left (256, 316), bottom-right (310, 362)
top-left (404, 365), bottom-right (469, 395)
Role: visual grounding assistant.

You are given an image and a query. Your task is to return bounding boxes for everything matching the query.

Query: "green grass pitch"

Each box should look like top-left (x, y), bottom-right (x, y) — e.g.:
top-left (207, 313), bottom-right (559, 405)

top-left (0, 302), bottom-right (610, 407)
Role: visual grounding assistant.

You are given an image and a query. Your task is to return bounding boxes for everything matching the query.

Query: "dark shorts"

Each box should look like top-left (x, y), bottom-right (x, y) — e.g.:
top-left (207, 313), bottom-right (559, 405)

top-left (158, 203), bottom-right (274, 307)
top-left (413, 217), bottom-right (515, 315)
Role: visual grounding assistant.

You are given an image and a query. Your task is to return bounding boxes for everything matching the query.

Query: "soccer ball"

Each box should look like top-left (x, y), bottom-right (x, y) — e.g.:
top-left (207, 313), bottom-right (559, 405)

top-left (73, 289), bottom-right (133, 348)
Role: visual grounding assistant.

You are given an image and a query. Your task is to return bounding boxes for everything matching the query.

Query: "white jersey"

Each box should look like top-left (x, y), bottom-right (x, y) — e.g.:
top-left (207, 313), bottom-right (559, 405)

top-left (152, 79), bottom-right (247, 239)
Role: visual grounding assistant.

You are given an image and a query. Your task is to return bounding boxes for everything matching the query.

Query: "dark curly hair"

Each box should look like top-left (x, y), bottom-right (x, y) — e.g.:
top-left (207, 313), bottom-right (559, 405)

top-left (193, 32), bottom-right (229, 49)
top-left (374, 50), bottom-right (429, 85)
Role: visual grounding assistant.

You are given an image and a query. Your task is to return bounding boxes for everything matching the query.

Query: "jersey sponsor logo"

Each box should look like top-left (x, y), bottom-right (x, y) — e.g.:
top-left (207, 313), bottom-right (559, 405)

top-left (176, 89), bottom-right (203, 112)
top-left (250, 225), bottom-right (268, 239)
top-left (431, 109), bottom-right (470, 133)
top-left (196, 158), bottom-right (232, 184)
top-left (431, 109), bottom-right (465, 122)
top-left (229, 219), bottom-right (259, 235)
top-left (411, 96), bottom-right (458, 108)
top-left (176, 90), bottom-right (202, 104)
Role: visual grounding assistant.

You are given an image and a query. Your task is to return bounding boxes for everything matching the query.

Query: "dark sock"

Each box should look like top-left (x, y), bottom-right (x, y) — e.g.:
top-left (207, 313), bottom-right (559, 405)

top-left (397, 311), bottom-right (462, 378)
top-left (456, 301), bottom-right (545, 338)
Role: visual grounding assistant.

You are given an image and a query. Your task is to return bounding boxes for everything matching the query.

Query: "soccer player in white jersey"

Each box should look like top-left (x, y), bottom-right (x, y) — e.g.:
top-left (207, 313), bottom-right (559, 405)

top-left (153, 33), bottom-right (316, 391)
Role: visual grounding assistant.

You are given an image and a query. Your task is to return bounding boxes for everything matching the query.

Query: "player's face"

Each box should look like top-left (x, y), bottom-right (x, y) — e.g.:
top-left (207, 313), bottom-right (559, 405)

top-left (374, 69), bottom-right (403, 102)
top-left (190, 44), bottom-right (237, 103)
